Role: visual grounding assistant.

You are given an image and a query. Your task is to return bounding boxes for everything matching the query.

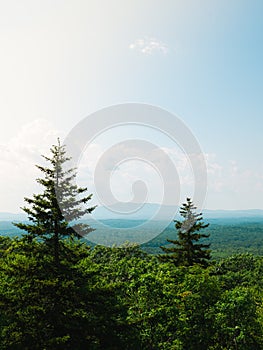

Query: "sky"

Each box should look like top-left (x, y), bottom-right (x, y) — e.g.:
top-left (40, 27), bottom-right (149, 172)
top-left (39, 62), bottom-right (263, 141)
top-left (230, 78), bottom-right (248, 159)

top-left (0, 0), bottom-right (263, 212)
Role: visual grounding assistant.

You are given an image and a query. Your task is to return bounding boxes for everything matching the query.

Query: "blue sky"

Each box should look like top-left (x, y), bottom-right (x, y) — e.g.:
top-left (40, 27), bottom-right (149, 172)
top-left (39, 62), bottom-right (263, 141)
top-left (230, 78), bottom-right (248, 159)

top-left (0, 0), bottom-right (262, 211)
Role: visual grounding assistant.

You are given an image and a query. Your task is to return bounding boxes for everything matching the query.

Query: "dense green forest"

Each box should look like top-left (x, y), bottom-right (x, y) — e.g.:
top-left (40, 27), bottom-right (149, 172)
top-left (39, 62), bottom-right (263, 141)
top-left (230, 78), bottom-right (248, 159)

top-left (1, 220), bottom-right (263, 260)
top-left (0, 140), bottom-right (262, 349)
top-left (142, 220), bottom-right (263, 259)
top-left (0, 237), bottom-right (262, 349)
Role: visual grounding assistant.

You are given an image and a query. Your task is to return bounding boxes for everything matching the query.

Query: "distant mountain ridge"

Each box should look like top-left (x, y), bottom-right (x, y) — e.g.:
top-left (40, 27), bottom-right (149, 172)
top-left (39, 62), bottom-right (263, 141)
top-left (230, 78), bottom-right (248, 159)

top-left (203, 209), bottom-right (263, 219)
top-left (0, 212), bottom-right (27, 221)
top-left (90, 203), bottom-right (263, 220)
top-left (1, 205), bottom-right (263, 222)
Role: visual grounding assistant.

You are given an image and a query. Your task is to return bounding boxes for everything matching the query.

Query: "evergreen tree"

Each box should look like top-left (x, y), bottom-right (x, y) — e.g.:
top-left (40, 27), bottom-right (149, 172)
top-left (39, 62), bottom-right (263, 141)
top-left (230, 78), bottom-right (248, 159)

top-left (160, 198), bottom-right (211, 266)
top-left (14, 139), bottom-right (96, 265)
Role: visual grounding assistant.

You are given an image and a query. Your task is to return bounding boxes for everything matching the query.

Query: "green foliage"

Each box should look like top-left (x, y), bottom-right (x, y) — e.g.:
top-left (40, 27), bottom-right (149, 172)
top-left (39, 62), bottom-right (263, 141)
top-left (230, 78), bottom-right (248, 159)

top-left (1, 137), bottom-right (262, 349)
top-left (208, 287), bottom-right (262, 349)
top-left (0, 238), bottom-right (134, 349)
top-left (3, 219), bottom-right (263, 259)
top-left (141, 220), bottom-right (263, 258)
top-left (160, 198), bottom-right (211, 266)
top-left (0, 236), bottom-right (262, 349)
top-left (14, 139), bottom-right (96, 265)
top-left (207, 222), bottom-right (263, 259)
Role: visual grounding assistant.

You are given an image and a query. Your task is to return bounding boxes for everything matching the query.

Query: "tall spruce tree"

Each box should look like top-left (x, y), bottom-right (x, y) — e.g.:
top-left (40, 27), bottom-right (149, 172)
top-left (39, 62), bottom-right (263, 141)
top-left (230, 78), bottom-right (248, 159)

top-left (15, 139), bottom-right (96, 265)
top-left (160, 198), bottom-right (211, 266)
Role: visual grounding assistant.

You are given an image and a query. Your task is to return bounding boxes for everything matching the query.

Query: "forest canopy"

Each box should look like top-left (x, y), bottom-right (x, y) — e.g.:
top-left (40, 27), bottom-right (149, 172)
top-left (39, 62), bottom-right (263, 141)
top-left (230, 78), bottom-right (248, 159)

top-left (0, 141), bottom-right (262, 349)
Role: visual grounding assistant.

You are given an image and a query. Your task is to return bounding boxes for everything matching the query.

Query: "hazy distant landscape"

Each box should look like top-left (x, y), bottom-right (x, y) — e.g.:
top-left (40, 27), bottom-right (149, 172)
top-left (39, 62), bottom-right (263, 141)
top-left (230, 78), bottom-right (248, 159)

top-left (2, 205), bottom-right (263, 260)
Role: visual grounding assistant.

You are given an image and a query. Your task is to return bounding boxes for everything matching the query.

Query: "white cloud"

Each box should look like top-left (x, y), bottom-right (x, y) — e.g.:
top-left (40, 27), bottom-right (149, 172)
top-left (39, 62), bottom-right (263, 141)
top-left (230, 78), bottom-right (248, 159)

top-left (203, 155), bottom-right (263, 209)
top-left (79, 143), bottom-right (263, 210)
top-left (0, 119), bottom-right (61, 212)
top-left (129, 37), bottom-right (168, 55)
top-left (1, 126), bottom-right (262, 212)
top-left (76, 143), bottom-right (200, 207)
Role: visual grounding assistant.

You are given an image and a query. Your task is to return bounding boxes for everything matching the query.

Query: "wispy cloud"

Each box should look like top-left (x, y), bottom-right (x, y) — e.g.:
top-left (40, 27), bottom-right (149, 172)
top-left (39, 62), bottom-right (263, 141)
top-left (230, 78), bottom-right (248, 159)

top-left (1, 125), bottom-right (262, 212)
top-left (0, 119), bottom-right (61, 212)
top-left (129, 37), bottom-right (168, 55)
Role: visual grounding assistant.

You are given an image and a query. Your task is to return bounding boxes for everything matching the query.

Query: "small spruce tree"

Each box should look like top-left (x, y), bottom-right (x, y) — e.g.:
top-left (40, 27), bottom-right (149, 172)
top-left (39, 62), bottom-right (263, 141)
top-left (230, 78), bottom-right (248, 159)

top-left (14, 139), bottom-right (96, 265)
top-left (160, 198), bottom-right (211, 266)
